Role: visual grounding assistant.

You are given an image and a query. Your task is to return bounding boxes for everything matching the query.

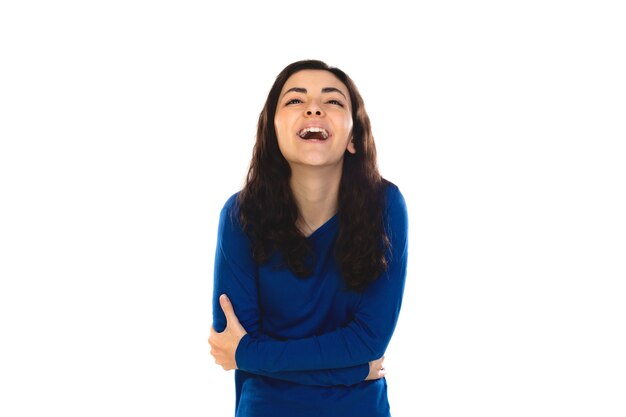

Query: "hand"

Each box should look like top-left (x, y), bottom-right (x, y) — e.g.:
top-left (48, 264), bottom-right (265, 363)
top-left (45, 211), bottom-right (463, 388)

top-left (365, 356), bottom-right (386, 380)
top-left (208, 294), bottom-right (248, 370)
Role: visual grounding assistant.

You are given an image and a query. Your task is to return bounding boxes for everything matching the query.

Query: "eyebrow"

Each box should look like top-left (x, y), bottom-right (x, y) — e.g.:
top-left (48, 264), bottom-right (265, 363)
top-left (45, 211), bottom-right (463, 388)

top-left (281, 87), bottom-right (348, 100)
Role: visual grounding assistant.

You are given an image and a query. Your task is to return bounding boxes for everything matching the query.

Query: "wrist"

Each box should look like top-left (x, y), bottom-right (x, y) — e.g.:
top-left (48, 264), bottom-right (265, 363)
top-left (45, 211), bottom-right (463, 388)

top-left (234, 333), bottom-right (252, 371)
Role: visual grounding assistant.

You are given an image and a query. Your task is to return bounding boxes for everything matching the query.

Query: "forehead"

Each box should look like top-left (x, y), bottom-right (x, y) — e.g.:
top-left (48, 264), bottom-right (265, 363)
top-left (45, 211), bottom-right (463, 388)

top-left (281, 70), bottom-right (350, 97)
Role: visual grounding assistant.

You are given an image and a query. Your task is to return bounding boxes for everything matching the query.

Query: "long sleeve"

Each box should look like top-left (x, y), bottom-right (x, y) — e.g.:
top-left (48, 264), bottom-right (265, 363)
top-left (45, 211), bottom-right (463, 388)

top-left (234, 185), bottom-right (408, 373)
top-left (238, 335), bottom-right (368, 386)
top-left (212, 193), bottom-right (369, 387)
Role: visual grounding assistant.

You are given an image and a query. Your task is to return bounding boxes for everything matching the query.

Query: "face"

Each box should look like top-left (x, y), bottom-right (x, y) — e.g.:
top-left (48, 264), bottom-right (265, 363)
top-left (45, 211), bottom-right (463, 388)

top-left (274, 70), bottom-right (356, 169)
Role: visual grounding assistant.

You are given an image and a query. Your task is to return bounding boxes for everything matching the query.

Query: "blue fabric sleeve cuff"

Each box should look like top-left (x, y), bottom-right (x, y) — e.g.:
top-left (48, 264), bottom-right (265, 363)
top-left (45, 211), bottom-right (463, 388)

top-left (358, 362), bottom-right (370, 382)
top-left (235, 333), bottom-right (254, 371)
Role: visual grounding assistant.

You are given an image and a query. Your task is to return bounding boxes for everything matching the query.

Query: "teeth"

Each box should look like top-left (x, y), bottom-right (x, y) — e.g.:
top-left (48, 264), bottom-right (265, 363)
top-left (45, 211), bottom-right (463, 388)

top-left (298, 127), bottom-right (329, 139)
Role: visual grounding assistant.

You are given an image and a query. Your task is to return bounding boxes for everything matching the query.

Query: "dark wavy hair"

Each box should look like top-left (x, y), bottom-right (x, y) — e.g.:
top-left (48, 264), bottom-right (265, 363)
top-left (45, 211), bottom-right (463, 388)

top-left (237, 59), bottom-right (390, 292)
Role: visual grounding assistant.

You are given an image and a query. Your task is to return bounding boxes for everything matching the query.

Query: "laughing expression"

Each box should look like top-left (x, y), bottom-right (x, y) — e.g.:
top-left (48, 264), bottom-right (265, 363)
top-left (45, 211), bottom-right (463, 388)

top-left (274, 70), bottom-right (356, 169)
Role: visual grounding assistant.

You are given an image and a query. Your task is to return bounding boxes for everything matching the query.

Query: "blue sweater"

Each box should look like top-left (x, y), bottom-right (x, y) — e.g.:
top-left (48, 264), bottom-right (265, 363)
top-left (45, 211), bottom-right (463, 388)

top-left (212, 182), bottom-right (408, 417)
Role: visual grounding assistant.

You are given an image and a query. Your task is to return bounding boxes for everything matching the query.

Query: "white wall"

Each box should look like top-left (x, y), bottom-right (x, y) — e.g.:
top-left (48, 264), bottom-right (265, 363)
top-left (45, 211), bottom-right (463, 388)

top-left (1, 1), bottom-right (624, 416)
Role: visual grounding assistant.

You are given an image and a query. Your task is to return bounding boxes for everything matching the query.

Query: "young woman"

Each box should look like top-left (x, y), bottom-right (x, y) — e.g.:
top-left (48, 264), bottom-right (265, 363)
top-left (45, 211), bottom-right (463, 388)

top-left (209, 59), bottom-right (408, 417)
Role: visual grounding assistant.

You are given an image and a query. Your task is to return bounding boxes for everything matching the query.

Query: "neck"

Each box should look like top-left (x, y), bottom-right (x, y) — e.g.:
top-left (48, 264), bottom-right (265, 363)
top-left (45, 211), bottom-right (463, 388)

top-left (289, 164), bottom-right (343, 236)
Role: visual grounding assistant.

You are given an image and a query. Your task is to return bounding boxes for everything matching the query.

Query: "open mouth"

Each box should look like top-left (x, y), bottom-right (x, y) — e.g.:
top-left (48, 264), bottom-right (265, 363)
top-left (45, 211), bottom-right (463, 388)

top-left (297, 127), bottom-right (330, 140)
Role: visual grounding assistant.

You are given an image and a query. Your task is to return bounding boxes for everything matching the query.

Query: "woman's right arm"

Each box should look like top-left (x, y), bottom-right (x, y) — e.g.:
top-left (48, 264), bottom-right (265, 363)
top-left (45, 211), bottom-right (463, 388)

top-left (211, 194), bottom-right (371, 387)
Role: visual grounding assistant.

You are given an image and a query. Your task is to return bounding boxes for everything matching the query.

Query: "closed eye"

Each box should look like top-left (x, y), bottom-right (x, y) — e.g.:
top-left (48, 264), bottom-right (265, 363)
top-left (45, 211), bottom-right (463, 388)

top-left (327, 99), bottom-right (344, 107)
top-left (286, 98), bottom-right (344, 107)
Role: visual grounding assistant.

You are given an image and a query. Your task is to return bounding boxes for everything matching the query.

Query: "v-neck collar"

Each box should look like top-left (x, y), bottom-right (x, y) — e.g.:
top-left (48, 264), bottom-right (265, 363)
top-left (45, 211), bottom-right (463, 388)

top-left (305, 213), bottom-right (339, 240)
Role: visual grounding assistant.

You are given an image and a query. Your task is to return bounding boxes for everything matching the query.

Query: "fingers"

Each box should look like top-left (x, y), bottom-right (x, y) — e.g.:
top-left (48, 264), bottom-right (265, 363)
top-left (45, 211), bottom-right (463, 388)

top-left (376, 358), bottom-right (387, 379)
top-left (373, 356), bottom-right (386, 379)
top-left (219, 294), bottom-right (235, 324)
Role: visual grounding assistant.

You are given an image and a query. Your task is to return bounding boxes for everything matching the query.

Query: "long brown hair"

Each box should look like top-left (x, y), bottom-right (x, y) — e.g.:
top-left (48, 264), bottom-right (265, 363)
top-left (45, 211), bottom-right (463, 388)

top-left (237, 59), bottom-right (390, 292)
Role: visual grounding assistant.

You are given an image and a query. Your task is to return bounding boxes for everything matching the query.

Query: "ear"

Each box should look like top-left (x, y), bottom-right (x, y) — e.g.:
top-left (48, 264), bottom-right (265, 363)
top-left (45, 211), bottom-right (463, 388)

top-left (346, 137), bottom-right (356, 154)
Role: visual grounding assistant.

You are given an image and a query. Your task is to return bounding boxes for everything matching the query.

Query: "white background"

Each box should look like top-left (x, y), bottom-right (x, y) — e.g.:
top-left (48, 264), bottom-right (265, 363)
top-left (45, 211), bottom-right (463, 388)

top-left (1, 1), bottom-right (625, 416)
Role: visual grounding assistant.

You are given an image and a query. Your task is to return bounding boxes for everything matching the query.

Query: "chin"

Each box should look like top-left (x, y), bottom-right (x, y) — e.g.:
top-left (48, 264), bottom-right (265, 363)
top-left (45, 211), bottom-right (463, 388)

top-left (297, 158), bottom-right (343, 168)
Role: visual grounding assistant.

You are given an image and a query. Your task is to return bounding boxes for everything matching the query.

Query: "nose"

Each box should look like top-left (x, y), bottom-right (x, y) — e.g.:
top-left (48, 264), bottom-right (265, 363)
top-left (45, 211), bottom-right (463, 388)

top-left (305, 101), bottom-right (323, 117)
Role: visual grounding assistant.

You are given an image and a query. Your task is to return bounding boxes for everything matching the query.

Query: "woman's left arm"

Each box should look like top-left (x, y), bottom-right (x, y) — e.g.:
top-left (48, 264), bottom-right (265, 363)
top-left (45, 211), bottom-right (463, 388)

top-left (232, 186), bottom-right (409, 373)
